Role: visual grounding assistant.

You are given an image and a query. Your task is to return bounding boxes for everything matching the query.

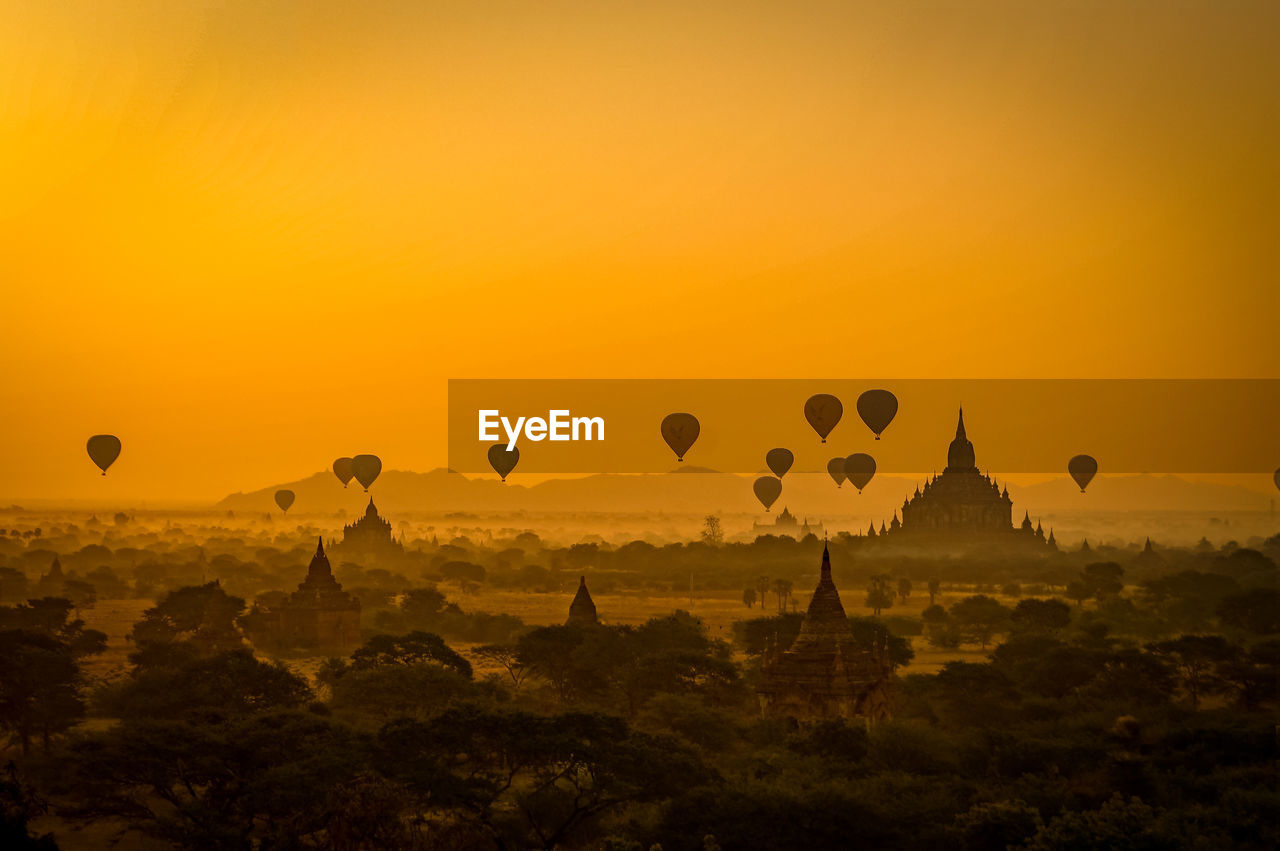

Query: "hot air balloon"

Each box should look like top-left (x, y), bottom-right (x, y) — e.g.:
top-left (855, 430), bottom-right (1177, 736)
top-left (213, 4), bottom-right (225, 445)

top-left (661, 413), bottom-right (700, 461)
top-left (86, 435), bottom-right (121, 476)
top-left (332, 457), bottom-right (355, 488)
top-left (844, 453), bottom-right (876, 493)
top-left (488, 444), bottom-right (520, 482)
top-left (827, 457), bottom-right (847, 488)
top-left (765, 448), bottom-right (794, 478)
top-left (803, 394), bottom-right (842, 443)
top-left (1274, 467), bottom-right (1280, 492)
top-left (1068, 455), bottom-right (1098, 493)
top-left (274, 489), bottom-right (295, 513)
top-left (856, 389), bottom-right (898, 440)
top-left (351, 454), bottom-right (382, 492)
top-left (753, 475), bottom-right (782, 512)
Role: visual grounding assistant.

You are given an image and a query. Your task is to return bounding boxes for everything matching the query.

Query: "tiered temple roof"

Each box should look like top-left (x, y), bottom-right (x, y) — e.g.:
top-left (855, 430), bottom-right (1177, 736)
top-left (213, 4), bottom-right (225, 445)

top-left (756, 545), bottom-right (893, 723)
top-left (876, 409), bottom-right (1049, 547)
top-left (290, 538), bottom-right (353, 603)
top-left (244, 538), bottom-right (361, 652)
top-left (753, 506), bottom-right (825, 539)
top-left (337, 499), bottom-right (404, 559)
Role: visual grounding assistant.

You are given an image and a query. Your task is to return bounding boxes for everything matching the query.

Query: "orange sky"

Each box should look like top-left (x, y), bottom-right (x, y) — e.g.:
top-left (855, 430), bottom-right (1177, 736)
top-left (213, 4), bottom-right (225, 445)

top-left (1, 1), bottom-right (1276, 502)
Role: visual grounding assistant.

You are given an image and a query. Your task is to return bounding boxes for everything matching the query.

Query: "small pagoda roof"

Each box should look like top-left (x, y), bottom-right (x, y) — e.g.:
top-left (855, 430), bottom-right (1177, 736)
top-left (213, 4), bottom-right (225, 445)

top-left (567, 575), bottom-right (599, 626)
top-left (793, 544), bottom-right (852, 648)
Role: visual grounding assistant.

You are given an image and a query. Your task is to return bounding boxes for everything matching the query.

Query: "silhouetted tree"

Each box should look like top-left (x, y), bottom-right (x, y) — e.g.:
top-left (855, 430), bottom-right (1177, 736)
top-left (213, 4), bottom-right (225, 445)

top-left (1146, 634), bottom-right (1239, 707)
top-left (865, 575), bottom-right (893, 616)
top-left (1010, 597), bottom-right (1071, 634)
top-left (771, 578), bottom-right (793, 613)
top-left (474, 643), bottom-right (530, 690)
top-left (949, 595), bottom-right (1012, 649)
top-left (102, 649), bottom-right (311, 721)
top-left (1217, 587), bottom-right (1280, 634)
top-left (347, 631), bottom-right (472, 677)
top-left (129, 583), bottom-right (246, 669)
top-left (70, 711), bottom-right (369, 848)
top-left (0, 764), bottom-right (57, 850)
top-left (1082, 562), bottom-right (1125, 603)
top-left (0, 630), bottom-right (84, 754)
top-left (378, 707), bottom-right (712, 849)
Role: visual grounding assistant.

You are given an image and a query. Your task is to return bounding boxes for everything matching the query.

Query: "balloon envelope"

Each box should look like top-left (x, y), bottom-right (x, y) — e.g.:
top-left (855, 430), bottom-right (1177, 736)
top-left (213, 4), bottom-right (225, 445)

top-left (856, 389), bottom-right (899, 439)
top-left (274, 489), bottom-right (295, 512)
top-left (1275, 468), bottom-right (1280, 493)
top-left (332, 457), bottom-right (355, 488)
top-left (844, 453), bottom-right (876, 492)
top-left (1068, 454), bottom-right (1098, 493)
top-left (826, 457), bottom-right (847, 488)
top-left (661, 413), bottom-right (700, 461)
top-left (86, 434), bottom-right (122, 475)
top-left (803, 394), bottom-right (842, 442)
top-left (753, 475), bottom-right (783, 511)
top-left (765, 448), bottom-right (794, 478)
top-left (351, 454), bottom-right (382, 491)
top-left (488, 444), bottom-right (520, 481)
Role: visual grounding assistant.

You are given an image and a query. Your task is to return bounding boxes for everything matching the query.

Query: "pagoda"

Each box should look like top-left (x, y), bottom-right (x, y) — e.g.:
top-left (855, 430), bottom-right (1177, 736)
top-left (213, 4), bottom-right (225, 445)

top-left (566, 575), bottom-right (599, 626)
top-left (1132, 537), bottom-right (1166, 572)
top-left (756, 545), bottom-right (893, 723)
top-left (752, 506), bottom-right (825, 539)
top-left (335, 499), bottom-right (404, 561)
top-left (244, 538), bottom-right (361, 652)
top-left (879, 409), bottom-right (1048, 547)
top-left (36, 556), bottom-right (67, 597)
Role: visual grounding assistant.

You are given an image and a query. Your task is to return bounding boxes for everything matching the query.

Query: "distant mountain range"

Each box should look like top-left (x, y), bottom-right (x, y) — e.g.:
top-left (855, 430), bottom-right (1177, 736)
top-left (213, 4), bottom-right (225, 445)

top-left (214, 469), bottom-right (1276, 517)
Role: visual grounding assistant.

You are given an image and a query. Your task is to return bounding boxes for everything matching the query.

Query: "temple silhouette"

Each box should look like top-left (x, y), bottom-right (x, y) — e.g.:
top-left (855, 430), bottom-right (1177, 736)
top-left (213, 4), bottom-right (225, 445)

top-left (333, 499), bottom-right (404, 561)
top-left (756, 545), bottom-right (893, 723)
top-left (244, 538), bottom-right (361, 652)
top-left (36, 556), bottom-right (67, 597)
top-left (566, 575), bottom-right (599, 626)
top-left (752, 506), bottom-right (825, 539)
top-left (874, 409), bottom-right (1053, 549)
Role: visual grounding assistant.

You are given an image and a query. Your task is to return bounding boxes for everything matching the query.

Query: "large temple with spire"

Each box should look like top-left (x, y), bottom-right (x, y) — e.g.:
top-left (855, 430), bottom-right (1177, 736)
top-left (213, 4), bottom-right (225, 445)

top-left (243, 538), bottom-right (362, 652)
top-left (756, 545), bottom-right (894, 723)
top-left (874, 409), bottom-right (1054, 549)
top-left (333, 498), bottom-right (405, 561)
top-left (752, 506), bottom-right (825, 540)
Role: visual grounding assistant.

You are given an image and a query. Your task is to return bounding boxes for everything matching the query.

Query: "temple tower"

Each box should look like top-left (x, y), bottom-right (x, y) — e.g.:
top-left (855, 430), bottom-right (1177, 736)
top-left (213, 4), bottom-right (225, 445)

top-left (567, 575), bottom-right (599, 626)
top-left (756, 545), bottom-right (894, 723)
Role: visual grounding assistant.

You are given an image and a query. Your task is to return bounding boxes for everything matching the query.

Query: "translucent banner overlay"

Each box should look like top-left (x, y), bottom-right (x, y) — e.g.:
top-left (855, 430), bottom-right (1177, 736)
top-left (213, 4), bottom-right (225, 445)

top-left (447, 379), bottom-right (1278, 475)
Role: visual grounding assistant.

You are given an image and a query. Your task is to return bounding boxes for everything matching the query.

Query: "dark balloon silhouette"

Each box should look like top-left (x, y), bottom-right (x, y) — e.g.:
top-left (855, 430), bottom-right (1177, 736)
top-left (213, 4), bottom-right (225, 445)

top-left (856, 389), bottom-right (898, 439)
top-left (661, 413), bottom-right (700, 461)
top-left (332, 457), bottom-right (355, 488)
top-left (753, 475), bottom-right (782, 511)
top-left (843, 453), bottom-right (876, 493)
top-left (86, 435), bottom-right (121, 476)
top-left (1275, 468), bottom-right (1280, 493)
top-left (1068, 454), bottom-right (1098, 493)
top-left (803, 394), bottom-right (842, 443)
top-left (488, 444), bottom-right (520, 482)
top-left (274, 489), bottom-right (295, 513)
top-left (765, 448), bottom-right (794, 478)
top-left (827, 457), bottom-right (847, 488)
top-left (351, 454), bottom-right (382, 492)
